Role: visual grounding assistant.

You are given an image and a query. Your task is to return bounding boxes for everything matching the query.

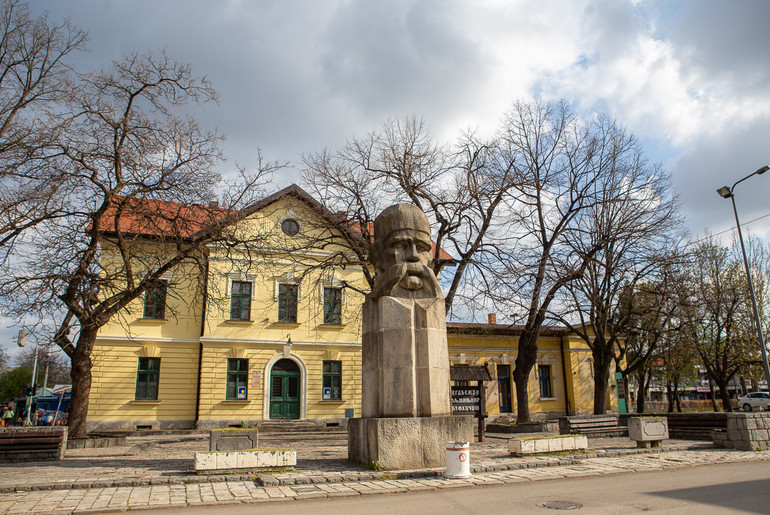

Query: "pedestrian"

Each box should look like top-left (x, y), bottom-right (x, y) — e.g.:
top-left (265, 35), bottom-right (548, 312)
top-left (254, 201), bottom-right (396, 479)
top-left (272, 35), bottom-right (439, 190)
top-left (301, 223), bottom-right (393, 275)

top-left (3, 406), bottom-right (15, 427)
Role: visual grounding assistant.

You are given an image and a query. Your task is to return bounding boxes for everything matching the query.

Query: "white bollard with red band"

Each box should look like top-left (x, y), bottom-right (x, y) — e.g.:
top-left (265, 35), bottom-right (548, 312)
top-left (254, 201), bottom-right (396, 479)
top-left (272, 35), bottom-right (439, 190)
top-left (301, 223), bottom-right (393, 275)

top-left (445, 441), bottom-right (471, 478)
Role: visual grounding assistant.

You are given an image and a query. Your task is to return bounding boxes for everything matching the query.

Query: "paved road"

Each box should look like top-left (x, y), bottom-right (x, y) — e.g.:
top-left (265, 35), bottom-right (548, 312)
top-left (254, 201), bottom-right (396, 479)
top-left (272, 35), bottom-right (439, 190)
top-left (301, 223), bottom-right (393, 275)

top-left (137, 461), bottom-right (770, 514)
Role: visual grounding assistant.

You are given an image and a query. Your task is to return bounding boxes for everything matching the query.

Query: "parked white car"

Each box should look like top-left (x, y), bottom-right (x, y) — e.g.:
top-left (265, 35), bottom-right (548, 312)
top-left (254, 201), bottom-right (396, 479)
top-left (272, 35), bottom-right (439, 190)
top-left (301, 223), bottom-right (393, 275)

top-left (737, 392), bottom-right (770, 412)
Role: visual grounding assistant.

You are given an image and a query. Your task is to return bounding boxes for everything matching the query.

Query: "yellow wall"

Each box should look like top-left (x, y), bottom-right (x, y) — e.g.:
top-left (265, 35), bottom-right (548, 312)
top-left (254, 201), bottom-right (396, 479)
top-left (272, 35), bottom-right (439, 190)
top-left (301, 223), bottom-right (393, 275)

top-left (88, 340), bottom-right (199, 429)
top-left (447, 332), bottom-right (611, 417)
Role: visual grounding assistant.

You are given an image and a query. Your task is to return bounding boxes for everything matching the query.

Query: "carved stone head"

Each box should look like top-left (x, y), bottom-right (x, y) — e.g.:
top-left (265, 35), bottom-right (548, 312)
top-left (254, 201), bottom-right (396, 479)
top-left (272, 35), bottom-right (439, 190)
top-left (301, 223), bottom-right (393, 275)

top-left (371, 204), bottom-right (437, 295)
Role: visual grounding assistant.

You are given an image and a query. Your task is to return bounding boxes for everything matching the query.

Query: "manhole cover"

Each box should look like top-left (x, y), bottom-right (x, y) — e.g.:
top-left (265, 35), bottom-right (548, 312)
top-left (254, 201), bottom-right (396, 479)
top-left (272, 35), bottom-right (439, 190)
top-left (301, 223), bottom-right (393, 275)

top-left (537, 501), bottom-right (583, 510)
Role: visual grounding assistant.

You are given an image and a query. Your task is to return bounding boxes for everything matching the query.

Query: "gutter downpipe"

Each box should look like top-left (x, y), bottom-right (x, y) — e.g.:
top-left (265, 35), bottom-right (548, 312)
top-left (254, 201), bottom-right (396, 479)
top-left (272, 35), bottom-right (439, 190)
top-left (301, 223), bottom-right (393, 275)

top-left (560, 336), bottom-right (572, 416)
top-left (194, 255), bottom-right (209, 427)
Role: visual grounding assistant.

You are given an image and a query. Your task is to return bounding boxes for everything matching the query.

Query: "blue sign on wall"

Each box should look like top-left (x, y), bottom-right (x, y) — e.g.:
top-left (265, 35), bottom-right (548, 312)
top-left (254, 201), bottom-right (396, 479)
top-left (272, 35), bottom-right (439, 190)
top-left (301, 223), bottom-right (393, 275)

top-left (323, 387), bottom-right (331, 400)
top-left (237, 386), bottom-right (247, 399)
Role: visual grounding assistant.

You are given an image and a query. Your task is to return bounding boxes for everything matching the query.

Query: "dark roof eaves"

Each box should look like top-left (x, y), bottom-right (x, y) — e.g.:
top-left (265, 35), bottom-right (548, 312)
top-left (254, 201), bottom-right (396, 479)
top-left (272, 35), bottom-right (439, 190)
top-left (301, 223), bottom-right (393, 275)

top-left (446, 322), bottom-right (568, 337)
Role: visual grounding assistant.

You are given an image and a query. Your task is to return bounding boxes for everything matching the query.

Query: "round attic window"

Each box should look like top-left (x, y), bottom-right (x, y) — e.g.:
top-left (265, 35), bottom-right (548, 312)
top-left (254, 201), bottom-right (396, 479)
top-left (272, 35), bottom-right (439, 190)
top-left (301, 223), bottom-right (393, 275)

top-left (281, 219), bottom-right (300, 236)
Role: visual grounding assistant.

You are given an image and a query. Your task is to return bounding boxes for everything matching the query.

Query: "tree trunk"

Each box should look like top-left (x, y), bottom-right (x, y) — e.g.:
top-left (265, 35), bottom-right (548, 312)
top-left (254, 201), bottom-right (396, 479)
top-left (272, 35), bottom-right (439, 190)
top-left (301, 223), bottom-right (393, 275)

top-left (673, 380), bottom-right (682, 412)
top-left (635, 370), bottom-right (648, 413)
top-left (67, 326), bottom-right (98, 439)
top-left (666, 380), bottom-right (674, 413)
top-left (592, 350), bottom-right (612, 414)
top-left (715, 380), bottom-right (733, 412)
top-left (739, 375), bottom-right (748, 395)
top-left (513, 330), bottom-right (539, 423)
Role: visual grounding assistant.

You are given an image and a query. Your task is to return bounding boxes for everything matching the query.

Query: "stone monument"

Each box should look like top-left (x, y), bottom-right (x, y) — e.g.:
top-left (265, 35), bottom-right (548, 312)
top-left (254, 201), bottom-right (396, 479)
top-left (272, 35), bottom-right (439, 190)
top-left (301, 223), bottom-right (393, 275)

top-left (348, 204), bottom-right (473, 470)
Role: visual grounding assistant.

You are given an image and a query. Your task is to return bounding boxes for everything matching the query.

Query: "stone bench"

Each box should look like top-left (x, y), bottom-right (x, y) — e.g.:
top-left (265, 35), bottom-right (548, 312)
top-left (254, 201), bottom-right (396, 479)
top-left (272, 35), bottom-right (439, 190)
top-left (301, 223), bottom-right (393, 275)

top-left (509, 435), bottom-right (588, 456)
top-left (628, 416), bottom-right (668, 448)
top-left (0, 426), bottom-right (68, 462)
top-left (620, 412), bottom-right (727, 441)
top-left (487, 421), bottom-right (558, 434)
top-left (558, 415), bottom-right (626, 438)
top-left (194, 448), bottom-right (296, 474)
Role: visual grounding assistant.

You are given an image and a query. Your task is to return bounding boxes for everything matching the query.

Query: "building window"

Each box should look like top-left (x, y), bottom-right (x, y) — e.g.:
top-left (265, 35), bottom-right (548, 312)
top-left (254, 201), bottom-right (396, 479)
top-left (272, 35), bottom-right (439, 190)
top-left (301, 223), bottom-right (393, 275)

top-left (227, 358), bottom-right (249, 400)
top-left (143, 280), bottom-right (167, 319)
top-left (538, 364), bottom-right (553, 398)
top-left (281, 219), bottom-right (299, 236)
top-left (322, 360), bottom-right (342, 400)
top-left (323, 287), bottom-right (342, 325)
top-left (230, 281), bottom-right (252, 321)
top-left (135, 357), bottom-right (160, 400)
top-left (278, 283), bottom-right (298, 323)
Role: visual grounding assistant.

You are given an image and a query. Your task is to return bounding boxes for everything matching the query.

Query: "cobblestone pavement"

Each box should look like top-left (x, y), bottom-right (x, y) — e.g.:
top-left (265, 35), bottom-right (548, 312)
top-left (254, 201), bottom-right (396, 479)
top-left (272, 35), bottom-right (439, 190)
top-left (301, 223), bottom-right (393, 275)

top-left (1, 431), bottom-right (768, 514)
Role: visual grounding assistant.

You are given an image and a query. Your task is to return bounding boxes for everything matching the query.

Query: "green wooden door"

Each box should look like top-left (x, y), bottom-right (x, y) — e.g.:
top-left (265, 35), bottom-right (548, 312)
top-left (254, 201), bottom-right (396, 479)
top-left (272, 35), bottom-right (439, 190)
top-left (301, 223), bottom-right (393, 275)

top-left (269, 359), bottom-right (301, 419)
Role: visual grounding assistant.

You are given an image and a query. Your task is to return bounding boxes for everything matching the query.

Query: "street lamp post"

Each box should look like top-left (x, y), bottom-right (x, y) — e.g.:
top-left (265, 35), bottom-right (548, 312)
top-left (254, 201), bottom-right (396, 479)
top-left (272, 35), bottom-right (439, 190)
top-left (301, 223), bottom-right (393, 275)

top-left (717, 165), bottom-right (770, 391)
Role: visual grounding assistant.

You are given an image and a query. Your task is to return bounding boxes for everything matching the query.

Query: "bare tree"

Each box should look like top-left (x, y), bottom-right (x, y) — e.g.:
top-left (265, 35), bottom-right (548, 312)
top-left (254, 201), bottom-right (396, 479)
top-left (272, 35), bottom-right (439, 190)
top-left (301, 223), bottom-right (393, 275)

top-left (661, 325), bottom-right (696, 412)
top-left (301, 114), bottom-right (518, 313)
top-left (490, 99), bottom-right (622, 423)
top-left (612, 278), bottom-right (679, 413)
top-left (0, 0), bottom-right (86, 257)
top-left (682, 239), bottom-right (762, 411)
top-left (14, 345), bottom-right (70, 386)
top-left (0, 51), bottom-right (281, 438)
top-left (552, 122), bottom-right (682, 413)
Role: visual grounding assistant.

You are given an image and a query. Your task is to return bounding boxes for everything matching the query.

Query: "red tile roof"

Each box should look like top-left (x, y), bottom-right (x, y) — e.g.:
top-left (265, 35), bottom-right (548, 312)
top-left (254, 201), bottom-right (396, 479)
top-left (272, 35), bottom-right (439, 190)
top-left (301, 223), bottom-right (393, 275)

top-left (98, 196), bottom-right (230, 238)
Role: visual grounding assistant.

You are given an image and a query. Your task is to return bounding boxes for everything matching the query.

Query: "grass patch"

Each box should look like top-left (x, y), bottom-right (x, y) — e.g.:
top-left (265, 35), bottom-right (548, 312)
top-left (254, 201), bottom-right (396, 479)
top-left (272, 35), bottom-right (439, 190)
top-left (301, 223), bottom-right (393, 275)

top-left (513, 434), bottom-right (583, 441)
top-left (200, 448), bottom-right (292, 454)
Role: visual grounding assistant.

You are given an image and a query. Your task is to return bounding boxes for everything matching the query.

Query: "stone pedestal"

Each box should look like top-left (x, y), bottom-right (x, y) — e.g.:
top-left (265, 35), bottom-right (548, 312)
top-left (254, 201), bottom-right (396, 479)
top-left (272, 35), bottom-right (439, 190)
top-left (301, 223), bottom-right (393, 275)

top-left (362, 296), bottom-right (450, 418)
top-left (350, 203), bottom-right (462, 471)
top-left (348, 415), bottom-right (473, 470)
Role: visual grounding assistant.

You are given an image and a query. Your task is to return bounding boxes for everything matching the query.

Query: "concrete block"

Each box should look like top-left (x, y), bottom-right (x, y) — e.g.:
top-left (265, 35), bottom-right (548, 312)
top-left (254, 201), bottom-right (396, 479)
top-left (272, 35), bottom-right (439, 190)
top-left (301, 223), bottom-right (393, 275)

top-left (216, 452), bottom-right (237, 469)
top-left (628, 417), bottom-right (668, 442)
top-left (194, 452), bottom-right (217, 471)
top-left (236, 452), bottom-right (258, 468)
top-left (733, 440), bottom-right (750, 451)
top-left (508, 435), bottom-right (588, 455)
top-left (549, 437), bottom-right (563, 452)
top-left (194, 449), bottom-right (296, 472)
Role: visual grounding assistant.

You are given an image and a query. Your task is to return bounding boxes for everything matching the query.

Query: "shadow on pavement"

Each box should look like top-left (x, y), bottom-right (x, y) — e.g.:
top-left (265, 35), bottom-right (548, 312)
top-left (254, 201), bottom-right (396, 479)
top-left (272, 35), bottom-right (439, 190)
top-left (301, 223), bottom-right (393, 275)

top-left (649, 478), bottom-right (770, 514)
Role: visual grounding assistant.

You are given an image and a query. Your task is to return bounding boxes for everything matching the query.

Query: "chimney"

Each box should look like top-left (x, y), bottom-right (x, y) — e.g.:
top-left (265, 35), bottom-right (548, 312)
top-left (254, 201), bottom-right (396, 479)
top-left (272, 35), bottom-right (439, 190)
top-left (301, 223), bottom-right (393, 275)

top-left (488, 313), bottom-right (497, 325)
top-left (209, 200), bottom-right (219, 208)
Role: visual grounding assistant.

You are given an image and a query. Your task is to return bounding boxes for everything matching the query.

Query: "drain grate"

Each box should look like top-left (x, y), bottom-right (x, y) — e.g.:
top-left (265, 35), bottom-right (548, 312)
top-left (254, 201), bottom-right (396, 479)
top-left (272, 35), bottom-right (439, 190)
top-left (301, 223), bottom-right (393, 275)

top-left (537, 501), bottom-right (583, 510)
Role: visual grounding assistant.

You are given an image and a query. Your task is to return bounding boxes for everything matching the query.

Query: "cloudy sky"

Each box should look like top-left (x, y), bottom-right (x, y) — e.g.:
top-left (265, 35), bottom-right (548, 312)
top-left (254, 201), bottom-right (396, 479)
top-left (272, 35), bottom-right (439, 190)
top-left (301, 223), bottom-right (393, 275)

top-left (26, 0), bottom-right (769, 238)
top-left (3, 0), bottom-right (767, 358)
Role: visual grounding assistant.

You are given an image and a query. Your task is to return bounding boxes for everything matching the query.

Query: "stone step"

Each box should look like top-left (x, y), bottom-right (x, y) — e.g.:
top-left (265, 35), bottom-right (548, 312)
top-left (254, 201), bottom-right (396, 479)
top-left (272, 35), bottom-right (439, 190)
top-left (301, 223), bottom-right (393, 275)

top-left (256, 421), bottom-right (347, 433)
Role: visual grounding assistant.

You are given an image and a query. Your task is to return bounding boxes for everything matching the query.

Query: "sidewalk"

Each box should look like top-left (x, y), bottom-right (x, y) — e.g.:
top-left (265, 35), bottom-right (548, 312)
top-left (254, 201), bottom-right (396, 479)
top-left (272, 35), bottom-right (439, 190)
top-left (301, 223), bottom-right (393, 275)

top-left (1, 431), bottom-right (768, 513)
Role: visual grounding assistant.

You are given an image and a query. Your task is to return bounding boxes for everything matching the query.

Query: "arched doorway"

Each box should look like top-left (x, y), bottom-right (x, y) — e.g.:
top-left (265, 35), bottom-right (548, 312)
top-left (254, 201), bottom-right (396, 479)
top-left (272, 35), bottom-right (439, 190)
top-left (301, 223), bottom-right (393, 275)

top-left (269, 358), bottom-right (300, 419)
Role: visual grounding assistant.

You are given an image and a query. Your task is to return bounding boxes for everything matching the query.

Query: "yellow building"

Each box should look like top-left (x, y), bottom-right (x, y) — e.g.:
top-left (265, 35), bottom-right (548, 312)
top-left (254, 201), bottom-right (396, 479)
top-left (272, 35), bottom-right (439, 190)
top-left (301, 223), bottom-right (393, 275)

top-left (88, 185), bottom-right (615, 431)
